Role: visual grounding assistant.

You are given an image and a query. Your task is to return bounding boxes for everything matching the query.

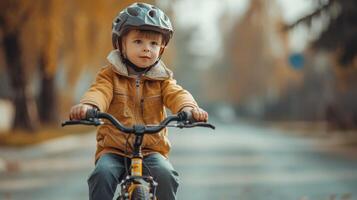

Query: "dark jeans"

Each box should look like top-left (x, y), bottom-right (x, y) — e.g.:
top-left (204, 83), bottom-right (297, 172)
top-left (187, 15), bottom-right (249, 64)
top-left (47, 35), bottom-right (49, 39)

top-left (87, 153), bottom-right (179, 200)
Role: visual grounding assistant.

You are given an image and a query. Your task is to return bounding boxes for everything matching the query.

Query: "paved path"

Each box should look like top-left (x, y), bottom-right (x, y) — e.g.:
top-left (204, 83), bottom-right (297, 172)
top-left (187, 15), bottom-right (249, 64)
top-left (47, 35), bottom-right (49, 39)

top-left (0, 121), bottom-right (357, 200)
top-left (169, 122), bottom-right (357, 200)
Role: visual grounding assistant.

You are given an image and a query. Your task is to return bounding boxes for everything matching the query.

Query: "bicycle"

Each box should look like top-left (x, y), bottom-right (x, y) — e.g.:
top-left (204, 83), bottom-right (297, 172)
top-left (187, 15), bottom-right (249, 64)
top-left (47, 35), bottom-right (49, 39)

top-left (62, 109), bottom-right (215, 200)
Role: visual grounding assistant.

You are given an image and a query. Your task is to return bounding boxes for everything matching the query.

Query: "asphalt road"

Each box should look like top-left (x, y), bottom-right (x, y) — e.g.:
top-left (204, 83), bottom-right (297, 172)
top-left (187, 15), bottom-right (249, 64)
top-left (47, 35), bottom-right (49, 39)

top-left (1, 121), bottom-right (357, 200)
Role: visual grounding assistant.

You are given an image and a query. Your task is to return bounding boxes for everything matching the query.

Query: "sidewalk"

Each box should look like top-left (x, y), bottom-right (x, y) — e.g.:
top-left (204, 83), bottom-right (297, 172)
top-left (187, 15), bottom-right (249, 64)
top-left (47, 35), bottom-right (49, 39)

top-left (267, 121), bottom-right (357, 160)
top-left (0, 131), bottom-right (96, 173)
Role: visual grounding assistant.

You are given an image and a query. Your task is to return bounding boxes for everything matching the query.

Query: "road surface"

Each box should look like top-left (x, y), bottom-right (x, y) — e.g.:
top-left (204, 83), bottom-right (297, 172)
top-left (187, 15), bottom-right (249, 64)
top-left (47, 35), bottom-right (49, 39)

top-left (0, 121), bottom-right (357, 200)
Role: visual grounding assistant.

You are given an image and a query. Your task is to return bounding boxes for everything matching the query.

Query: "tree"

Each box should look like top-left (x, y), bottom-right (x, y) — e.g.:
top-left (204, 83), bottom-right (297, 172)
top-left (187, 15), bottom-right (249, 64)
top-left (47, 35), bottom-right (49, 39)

top-left (37, 0), bottom-right (63, 123)
top-left (0, 0), bottom-right (156, 131)
top-left (286, 0), bottom-right (357, 128)
top-left (0, 1), bottom-right (39, 131)
top-left (286, 0), bottom-right (357, 67)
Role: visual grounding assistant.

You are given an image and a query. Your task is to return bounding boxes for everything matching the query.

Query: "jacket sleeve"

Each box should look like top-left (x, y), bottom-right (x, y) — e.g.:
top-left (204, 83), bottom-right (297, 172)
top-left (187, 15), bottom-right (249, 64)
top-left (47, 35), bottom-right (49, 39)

top-left (161, 78), bottom-right (199, 114)
top-left (80, 67), bottom-right (114, 112)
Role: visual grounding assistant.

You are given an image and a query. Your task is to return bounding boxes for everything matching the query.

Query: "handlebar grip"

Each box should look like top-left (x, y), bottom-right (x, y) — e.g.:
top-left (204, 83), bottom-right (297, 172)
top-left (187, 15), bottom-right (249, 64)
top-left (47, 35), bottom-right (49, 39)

top-left (61, 119), bottom-right (102, 127)
top-left (196, 123), bottom-right (215, 129)
top-left (186, 122), bottom-right (215, 129)
top-left (62, 120), bottom-right (83, 127)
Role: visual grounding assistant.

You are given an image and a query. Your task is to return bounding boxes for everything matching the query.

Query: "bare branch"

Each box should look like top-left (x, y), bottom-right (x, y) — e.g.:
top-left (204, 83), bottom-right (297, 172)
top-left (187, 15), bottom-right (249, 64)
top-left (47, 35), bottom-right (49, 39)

top-left (283, 0), bottom-right (334, 30)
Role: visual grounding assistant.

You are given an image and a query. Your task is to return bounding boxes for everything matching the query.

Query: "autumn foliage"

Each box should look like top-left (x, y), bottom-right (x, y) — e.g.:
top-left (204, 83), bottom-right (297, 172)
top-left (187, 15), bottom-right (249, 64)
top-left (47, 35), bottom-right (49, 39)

top-left (0, 0), bottom-right (153, 131)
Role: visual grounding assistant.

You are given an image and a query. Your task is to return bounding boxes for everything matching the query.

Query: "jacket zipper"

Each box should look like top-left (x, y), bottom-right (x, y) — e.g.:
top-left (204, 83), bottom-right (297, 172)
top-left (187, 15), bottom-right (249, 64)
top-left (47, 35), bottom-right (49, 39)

top-left (135, 76), bottom-right (141, 88)
top-left (140, 99), bottom-right (144, 121)
top-left (128, 75), bottom-right (142, 150)
top-left (135, 75), bottom-right (144, 124)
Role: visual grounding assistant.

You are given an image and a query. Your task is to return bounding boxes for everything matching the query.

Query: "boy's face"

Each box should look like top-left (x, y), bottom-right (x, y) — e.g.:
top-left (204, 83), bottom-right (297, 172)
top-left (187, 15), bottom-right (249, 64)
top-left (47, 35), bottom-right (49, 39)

top-left (122, 30), bottom-right (164, 68)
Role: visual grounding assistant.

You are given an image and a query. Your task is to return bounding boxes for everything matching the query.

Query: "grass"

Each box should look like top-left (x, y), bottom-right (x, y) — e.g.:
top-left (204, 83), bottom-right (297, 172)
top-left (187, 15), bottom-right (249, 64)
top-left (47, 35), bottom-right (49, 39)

top-left (0, 125), bottom-right (95, 147)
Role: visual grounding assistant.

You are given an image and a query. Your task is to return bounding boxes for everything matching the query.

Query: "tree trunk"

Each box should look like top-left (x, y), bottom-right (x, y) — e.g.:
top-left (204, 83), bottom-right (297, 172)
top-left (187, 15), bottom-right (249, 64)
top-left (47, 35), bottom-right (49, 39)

top-left (3, 31), bottom-right (39, 131)
top-left (38, 54), bottom-right (57, 124)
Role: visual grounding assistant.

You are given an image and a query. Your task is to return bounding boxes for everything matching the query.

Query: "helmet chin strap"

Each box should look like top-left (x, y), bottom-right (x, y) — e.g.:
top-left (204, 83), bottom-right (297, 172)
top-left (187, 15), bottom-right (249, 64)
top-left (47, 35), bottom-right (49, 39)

top-left (123, 58), bottom-right (159, 73)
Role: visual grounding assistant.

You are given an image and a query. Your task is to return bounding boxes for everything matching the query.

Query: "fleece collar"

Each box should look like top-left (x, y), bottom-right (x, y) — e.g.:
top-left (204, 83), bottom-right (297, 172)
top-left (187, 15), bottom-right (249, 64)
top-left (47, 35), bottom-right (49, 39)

top-left (107, 50), bottom-right (173, 80)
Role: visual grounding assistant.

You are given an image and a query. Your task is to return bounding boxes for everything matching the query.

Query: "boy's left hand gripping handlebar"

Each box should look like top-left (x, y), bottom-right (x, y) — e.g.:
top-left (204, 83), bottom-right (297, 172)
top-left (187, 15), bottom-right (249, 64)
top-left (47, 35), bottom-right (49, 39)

top-left (177, 110), bottom-right (215, 129)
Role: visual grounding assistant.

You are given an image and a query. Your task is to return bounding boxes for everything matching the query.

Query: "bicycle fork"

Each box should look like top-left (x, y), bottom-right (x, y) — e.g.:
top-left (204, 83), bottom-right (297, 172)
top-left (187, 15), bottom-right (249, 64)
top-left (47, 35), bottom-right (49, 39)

top-left (118, 134), bottom-right (158, 200)
top-left (119, 156), bottom-right (158, 200)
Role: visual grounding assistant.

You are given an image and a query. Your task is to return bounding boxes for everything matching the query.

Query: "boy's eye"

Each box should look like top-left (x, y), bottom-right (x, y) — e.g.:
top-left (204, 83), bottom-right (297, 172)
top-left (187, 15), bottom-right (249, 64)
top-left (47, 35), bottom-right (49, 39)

top-left (134, 40), bottom-right (142, 44)
top-left (151, 41), bottom-right (159, 46)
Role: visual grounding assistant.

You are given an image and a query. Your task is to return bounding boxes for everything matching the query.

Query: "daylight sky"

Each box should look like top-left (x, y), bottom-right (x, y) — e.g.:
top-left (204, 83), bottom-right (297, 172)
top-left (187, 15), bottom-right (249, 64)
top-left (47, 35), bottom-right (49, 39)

top-left (166, 0), bottom-right (317, 56)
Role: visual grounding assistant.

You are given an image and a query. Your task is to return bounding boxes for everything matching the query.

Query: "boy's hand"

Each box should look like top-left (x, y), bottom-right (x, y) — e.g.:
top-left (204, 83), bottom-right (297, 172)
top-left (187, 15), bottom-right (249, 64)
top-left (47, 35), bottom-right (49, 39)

top-left (181, 107), bottom-right (209, 122)
top-left (69, 103), bottom-right (94, 120)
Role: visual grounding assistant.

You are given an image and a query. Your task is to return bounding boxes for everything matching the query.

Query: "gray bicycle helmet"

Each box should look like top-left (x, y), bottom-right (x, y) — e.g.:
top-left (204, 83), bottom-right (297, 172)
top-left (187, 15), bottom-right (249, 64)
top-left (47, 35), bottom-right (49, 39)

top-left (112, 2), bottom-right (173, 49)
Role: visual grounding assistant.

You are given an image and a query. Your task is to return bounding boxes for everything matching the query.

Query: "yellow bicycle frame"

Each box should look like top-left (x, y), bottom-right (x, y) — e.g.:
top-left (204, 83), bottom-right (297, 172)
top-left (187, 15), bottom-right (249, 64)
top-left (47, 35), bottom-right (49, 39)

top-left (128, 157), bottom-right (154, 199)
top-left (131, 157), bottom-right (143, 176)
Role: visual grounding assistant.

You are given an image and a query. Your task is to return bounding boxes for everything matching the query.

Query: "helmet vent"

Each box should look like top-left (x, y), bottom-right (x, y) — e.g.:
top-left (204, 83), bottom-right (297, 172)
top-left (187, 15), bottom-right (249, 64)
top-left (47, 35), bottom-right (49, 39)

top-left (127, 7), bottom-right (139, 16)
top-left (136, 3), bottom-right (146, 8)
top-left (148, 10), bottom-right (156, 18)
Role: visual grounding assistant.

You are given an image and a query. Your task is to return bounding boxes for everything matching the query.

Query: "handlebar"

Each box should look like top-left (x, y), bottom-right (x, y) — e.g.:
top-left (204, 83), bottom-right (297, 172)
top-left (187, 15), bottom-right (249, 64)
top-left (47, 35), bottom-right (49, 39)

top-left (62, 109), bottom-right (215, 135)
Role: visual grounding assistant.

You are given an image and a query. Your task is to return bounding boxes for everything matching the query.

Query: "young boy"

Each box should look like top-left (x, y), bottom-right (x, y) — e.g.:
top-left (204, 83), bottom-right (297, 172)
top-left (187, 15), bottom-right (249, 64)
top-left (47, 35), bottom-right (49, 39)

top-left (69, 2), bottom-right (208, 200)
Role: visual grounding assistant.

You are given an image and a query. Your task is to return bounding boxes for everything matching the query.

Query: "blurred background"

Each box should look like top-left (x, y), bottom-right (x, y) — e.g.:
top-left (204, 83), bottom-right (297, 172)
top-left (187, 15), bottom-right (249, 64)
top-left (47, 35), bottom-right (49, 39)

top-left (1, 0), bottom-right (357, 200)
top-left (1, 0), bottom-right (357, 132)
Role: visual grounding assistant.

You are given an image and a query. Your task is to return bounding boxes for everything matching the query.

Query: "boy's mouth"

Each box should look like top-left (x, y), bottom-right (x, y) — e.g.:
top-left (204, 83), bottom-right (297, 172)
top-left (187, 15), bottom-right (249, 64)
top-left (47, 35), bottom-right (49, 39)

top-left (139, 56), bottom-right (151, 59)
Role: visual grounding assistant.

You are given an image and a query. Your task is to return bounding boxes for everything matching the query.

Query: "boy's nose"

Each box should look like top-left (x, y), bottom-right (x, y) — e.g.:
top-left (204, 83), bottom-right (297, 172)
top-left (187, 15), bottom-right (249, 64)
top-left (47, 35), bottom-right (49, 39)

top-left (143, 43), bottom-right (150, 52)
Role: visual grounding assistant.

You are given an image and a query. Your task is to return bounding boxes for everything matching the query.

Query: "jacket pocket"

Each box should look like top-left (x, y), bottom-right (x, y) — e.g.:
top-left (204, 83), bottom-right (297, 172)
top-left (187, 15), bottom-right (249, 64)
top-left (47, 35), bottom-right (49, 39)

top-left (142, 95), bottom-right (164, 124)
top-left (141, 95), bottom-right (165, 148)
top-left (109, 92), bottom-right (133, 125)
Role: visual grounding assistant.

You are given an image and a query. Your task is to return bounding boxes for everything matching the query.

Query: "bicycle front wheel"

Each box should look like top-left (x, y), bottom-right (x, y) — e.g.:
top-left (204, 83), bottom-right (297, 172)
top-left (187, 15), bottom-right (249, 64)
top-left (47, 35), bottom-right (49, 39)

top-left (131, 185), bottom-right (151, 200)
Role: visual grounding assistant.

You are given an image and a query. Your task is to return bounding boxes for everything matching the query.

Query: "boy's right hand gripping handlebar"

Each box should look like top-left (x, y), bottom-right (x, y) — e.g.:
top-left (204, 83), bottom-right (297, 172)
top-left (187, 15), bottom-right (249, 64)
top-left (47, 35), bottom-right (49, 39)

top-left (61, 109), bottom-right (103, 127)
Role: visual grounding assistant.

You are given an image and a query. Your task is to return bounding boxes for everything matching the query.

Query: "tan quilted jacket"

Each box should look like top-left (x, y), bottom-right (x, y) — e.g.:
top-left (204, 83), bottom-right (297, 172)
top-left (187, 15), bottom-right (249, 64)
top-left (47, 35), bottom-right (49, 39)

top-left (80, 50), bottom-right (198, 161)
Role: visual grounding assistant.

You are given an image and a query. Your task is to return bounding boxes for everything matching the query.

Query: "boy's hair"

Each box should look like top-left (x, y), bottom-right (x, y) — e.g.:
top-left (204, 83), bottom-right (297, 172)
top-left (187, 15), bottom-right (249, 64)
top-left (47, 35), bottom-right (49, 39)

top-left (112, 2), bottom-right (173, 50)
top-left (121, 29), bottom-right (164, 45)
